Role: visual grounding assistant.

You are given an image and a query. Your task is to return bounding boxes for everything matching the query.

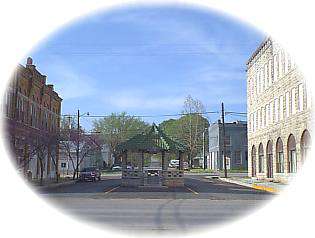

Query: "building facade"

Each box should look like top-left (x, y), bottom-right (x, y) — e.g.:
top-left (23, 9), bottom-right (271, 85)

top-left (3, 57), bottom-right (62, 180)
top-left (209, 120), bottom-right (248, 171)
top-left (247, 38), bottom-right (312, 182)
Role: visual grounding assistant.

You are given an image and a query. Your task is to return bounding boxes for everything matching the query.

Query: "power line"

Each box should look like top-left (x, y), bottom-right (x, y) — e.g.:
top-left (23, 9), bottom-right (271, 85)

top-left (61, 111), bottom-right (220, 119)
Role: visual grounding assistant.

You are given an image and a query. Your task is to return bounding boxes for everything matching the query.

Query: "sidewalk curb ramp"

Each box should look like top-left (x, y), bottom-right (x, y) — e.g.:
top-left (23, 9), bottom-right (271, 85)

top-left (219, 178), bottom-right (279, 194)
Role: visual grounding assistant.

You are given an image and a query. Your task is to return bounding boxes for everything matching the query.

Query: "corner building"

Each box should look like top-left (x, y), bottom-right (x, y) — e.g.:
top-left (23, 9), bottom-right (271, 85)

top-left (247, 38), bottom-right (312, 182)
top-left (3, 57), bottom-right (62, 180)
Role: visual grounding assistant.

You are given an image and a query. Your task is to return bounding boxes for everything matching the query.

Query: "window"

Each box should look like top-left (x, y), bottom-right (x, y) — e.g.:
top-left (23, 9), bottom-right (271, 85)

top-left (224, 136), bottom-right (231, 146)
top-left (261, 69), bottom-right (265, 91)
top-left (258, 143), bottom-right (264, 173)
top-left (279, 95), bottom-right (284, 120)
top-left (274, 98), bottom-right (279, 122)
top-left (269, 101), bottom-right (274, 124)
top-left (257, 72), bottom-right (261, 93)
top-left (268, 60), bottom-right (272, 86)
top-left (262, 107), bottom-right (265, 128)
top-left (306, 83), bottom-right (312, 109)
top-left (278, 51), bottom-right (283, 78)
top-left (257, 109), bottom-right (260, 129)
top-left (235, 151), bottom-right (242, 166)
top-left (264, 64), bottom-right (268, 89)
top-left (61, 162), bottom-right (67, 168)
top-left (276, 138), bottom-right (284, 173)
top-left (284, 52), bottom-right (290, 74)
top-left (291, 88), bottom-right (296, 114)
top-left (252, 113), bottom-right (255, 132)
top-left (298, 84), bottom-right (304, 111)
top-left (273, 54), bottom-right (278, 81)
top-left (266, 104), bottom-right (270, 126)
top-left (288, 134), bottom-right (297, 173)
top-left (285, 91), bottom-right (290, 118)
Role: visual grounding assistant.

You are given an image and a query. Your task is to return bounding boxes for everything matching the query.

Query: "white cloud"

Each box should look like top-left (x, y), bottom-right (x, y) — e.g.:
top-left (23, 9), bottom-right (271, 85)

top-left (103, 90), bottom-right (185, 110)
top-left (43, 59), bottom-right (97, 100)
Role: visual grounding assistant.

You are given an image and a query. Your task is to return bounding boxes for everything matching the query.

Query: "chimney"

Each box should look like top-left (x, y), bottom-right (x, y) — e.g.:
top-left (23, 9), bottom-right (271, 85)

top-left (26, 57), bottom-right (36, 69)
top-left (47, 84), bottom-right (54, 91)
top-left (26, 57), bottom-right (33, 65)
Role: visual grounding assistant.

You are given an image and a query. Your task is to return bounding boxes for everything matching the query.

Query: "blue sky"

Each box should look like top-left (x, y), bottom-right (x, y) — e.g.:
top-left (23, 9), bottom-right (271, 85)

top-left (28, 5), bottom-right (264, 130)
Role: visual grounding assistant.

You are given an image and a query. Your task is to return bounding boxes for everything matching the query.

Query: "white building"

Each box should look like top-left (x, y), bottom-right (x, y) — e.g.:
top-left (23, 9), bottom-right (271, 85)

top-left (247, 38), bottom-right (312, 182)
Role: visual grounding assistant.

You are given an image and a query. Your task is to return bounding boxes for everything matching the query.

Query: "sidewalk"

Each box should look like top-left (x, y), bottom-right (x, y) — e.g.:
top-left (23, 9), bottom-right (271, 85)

top-left (30, 178), bottom-right (77, 190)
top-left (206, 175), bottom-right (287, 193)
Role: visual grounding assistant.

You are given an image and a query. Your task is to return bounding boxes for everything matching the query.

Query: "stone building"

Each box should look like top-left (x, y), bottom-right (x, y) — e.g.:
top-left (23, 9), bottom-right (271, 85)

top-left (3, 57), bottom-right (62, 180)
top-left (247, 38), bottom-right (312, 182)
top-left (208, 120), bottom-right (248, 171)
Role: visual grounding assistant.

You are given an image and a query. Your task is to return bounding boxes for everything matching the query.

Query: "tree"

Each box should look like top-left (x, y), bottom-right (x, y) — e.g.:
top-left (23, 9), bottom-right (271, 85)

top-left (160, 95), bottom-right (209, 167)
top-left (92, 112), bottom-right (149, 165)
top-left (59, 117), bottom-right (102, 179)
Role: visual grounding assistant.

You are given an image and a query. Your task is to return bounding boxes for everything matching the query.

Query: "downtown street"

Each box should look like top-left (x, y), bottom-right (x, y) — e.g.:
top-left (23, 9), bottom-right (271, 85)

top-left (39, 174), bottom-right (273, 233)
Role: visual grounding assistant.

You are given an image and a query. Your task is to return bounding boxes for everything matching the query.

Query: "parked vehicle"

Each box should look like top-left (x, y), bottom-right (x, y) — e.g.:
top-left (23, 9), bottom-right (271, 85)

top-left (168, 159), bottom-right (179, 168)
top-left (112, 165), bottom-right (122, 171)
top-left (183, 161), bottom-right (189, 170)
top-left (79, 167), bottom-right (101, 182)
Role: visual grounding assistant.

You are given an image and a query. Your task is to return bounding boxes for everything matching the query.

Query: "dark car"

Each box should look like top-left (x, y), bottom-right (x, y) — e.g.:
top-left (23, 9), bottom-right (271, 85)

top-left (79, 167), bottom-right (101, 182)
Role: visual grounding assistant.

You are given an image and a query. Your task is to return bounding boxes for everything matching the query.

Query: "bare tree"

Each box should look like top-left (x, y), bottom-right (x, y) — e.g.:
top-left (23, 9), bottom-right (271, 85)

top-left (59, 117), bottom-right (102, 179)
top-left (181, 95), bottom-right (208, 167)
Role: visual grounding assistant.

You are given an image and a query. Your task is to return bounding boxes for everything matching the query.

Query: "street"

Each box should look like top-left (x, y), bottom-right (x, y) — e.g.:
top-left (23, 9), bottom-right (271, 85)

top-left (40, 175), bottom-right (274, 233)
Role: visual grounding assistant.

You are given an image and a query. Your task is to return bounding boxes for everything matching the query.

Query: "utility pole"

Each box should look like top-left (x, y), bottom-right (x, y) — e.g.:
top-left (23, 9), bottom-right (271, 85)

top-left (221, 102), bottom-right (228, 178)
top-left (76, 109), bottom-right (80, 179)
top-left (203, 129), bottom-right (207, 170)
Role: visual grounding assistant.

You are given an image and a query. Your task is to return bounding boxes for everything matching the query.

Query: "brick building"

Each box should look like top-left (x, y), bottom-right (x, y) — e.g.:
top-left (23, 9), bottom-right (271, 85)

top-left (247, 38), bottom-right (312, 182)
top-left (3, 57), bottom-right (62, 180)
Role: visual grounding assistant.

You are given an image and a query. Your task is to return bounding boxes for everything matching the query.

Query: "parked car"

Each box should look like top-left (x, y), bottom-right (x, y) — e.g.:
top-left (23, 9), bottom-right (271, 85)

top-left (183, 162), bottom-right (189, 170)
top-left (111, 165), bottom-right (122, 171)
top-left (168, 159), bottom-right (179, 168)
top-left (79, 167), bottom-right (101, 182)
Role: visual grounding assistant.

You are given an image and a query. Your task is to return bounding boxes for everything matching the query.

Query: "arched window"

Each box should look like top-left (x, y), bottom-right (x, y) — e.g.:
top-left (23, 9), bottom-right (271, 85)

top-left (301, 130), bottom-right (311, 162)
top-left (276, 138), bottom-right (284, 173)
top-left (258, 143), bottom-right (264, 173)
top-left (266, 140), bottom-right (273, 178)
top-left (288, 134), bottom-right (297, 173)
top-left (251, 145), bottom-right (257, 177)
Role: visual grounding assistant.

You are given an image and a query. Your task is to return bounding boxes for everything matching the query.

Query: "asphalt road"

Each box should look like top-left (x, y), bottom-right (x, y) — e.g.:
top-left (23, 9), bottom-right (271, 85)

top-left (40, 175), bottom-right (274, 234)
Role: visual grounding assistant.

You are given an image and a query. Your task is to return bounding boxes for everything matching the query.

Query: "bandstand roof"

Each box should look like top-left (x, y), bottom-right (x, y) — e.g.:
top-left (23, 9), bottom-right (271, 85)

top-left (116, 123), bottom-right (187, 153)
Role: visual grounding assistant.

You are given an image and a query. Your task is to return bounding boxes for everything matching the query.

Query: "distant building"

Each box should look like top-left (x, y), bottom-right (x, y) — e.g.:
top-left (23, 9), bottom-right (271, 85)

top-left (59, 138), bottom-right (108, 177)
top-left (208, 120), bottom-right (248, 171)
top-left (3, 57), bottom-right (62, 180)
top-left (247, 38), bottom-right (312, 182)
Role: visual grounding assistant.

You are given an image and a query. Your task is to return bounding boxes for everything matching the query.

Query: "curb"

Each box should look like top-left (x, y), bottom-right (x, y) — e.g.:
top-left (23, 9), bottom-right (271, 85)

top-left (34, 180), bottom-right (77, 190)
top-left (219, 177), bottom-right (279, 194)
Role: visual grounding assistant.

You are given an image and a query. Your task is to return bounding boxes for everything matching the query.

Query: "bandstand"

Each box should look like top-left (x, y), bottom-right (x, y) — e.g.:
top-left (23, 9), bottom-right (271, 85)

top-left (115, 124), bottom-right (187, 187)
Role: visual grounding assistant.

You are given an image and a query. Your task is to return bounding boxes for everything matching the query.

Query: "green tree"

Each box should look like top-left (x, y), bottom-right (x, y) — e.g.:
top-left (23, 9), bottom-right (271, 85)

top-left (92, 112), bottom-right (149, 165)
top-left (160, 95), bottom-right (209, 167)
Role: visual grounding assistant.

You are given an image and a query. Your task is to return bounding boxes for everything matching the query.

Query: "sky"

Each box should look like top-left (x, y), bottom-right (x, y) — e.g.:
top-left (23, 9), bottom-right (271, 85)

top-left (27, 5), bottom-right (265, 130)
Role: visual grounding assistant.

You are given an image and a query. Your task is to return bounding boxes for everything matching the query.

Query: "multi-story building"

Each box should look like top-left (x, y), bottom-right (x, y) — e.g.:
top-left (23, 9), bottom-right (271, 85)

top-left (3, 57), bottom-right (62, 180)
top-left (247, 38), bottom-right (312, 182)
top-left (208, 120), bottom-right (248, 171)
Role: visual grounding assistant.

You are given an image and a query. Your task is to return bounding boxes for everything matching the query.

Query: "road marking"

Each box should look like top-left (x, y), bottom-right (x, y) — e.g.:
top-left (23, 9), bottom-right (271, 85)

top-left (104, 186), bottom-right (120, 194)
top-left (185, 186), bottom-right (199, 195)
top-left (252, 184), bottom-right (278, 193)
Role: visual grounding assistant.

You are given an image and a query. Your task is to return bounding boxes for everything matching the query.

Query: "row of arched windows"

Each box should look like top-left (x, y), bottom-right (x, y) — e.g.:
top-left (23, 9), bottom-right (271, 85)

top-left (251, 130), bottom-right (311, 178)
